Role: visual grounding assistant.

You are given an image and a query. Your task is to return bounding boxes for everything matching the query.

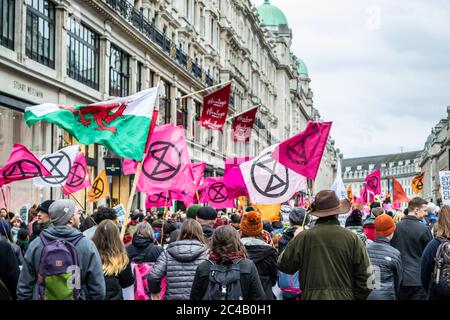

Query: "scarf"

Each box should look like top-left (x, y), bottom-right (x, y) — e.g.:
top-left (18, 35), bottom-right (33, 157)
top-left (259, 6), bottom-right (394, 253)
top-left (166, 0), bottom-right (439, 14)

top-left (209, 251), bottom-right (245, 264)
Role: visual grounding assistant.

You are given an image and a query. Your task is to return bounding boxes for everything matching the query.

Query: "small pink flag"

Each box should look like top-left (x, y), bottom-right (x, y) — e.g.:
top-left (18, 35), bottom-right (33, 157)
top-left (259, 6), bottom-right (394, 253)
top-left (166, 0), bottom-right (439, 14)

top-left (63, 153), bottom-right (91, 195)
top-left (191, 162), bottom-right (206, 187)
top-left (0, 144), bottom-right (52, 186)
top-left (122, 158), bottom-right (138, 175)
top-left (272, 121), bottom-right (332, 180)
top-left (145, 191), bottom-right (172, 209)
top-left (223, 157), bottom-right (251, 199)
top-left (198, 177), bottom-right (236, 209)
top-left (365, 169), bottom-right (381, 195)
top-left (136, 125), bottom-right (196, 201)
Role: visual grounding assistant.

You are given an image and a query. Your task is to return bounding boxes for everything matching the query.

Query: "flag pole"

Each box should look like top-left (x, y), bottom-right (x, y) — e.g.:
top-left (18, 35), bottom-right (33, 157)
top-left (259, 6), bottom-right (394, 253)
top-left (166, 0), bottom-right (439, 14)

top-left (120, 93), bottom-right (161, 241)
top-left (179, 81), bottom-right (232, 100)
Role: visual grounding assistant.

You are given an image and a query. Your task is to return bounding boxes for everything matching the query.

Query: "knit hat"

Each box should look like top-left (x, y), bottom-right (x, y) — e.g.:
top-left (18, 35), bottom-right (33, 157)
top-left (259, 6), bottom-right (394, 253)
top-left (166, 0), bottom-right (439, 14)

top-left (196, 206), bottom-right (218, 221)
top-left (289, 207), bottom-right (307, 226)
top-left (48, 199), bottom-right (76, 226)
top-left (345, 209), bottom-right (363, 227)
top-left (186, 205), bottom-right (202, 219)
top-left (374, 214), bottom-right (396, 237)
top-left (36, 200), bottom-right (54, 215)
top-left (240, 211), bottom-right (263, 237)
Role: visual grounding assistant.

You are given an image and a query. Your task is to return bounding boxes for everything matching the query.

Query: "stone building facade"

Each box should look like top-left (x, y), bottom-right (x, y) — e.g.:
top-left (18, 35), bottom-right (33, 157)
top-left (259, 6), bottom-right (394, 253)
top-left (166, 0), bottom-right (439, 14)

top-left (0, 0), bottom-right (338, 213)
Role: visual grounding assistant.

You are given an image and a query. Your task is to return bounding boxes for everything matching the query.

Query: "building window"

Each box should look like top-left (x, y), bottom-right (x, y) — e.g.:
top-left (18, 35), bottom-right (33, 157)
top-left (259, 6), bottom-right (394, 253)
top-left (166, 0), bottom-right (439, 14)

top-left (210, 18), bottom-right (214, 45)
top-left (67, 18), bottom-right (99, 90)
top-left (109, 45), bottom-right (130, 97)
top-left (185, 0), bottom-right (191, 21)
top-left (200, 12), bottom-right (205, 37)
top-left (193, 101), bottom-right (201, 142)
top-left (176, 94), bottom-right (188, 129)
top-left (357, 165), bottom-right (362, 171)
top-left (25, 0), bottom-right (55, 68)
top-left (345, 166), bottom-right (351, 172)
top-left (369, 164), bottom-right (375, 171)
top-left (0, 0), bottom-right (14, 49)
top-left (136, 61), bottom-right (143, 92)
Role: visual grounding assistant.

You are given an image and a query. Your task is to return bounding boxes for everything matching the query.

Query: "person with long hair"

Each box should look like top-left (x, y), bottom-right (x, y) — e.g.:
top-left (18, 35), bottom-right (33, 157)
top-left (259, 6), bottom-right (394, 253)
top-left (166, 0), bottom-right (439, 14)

top-left (421, 205), bottom-right (450, 300)
top-left (126, 221), bottom-right (163, 263)
top-left (190, 225), bottom-right (266, 300)
top-left (147, 219), bottom-right (208, 300)
top-left (92, 220), bottom-right (134, 300)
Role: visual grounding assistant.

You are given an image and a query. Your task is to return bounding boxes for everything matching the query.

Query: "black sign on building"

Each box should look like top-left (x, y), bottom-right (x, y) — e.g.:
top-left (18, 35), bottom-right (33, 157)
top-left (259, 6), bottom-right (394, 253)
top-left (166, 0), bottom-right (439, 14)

top-left (104, 158), bottom-right (122, 176)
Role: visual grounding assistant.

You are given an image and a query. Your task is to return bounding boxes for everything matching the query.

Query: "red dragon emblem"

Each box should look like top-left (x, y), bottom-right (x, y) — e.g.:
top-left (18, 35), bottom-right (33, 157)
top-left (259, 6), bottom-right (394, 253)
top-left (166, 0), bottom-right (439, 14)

top-left (59, 102), bottom-right (127, 134)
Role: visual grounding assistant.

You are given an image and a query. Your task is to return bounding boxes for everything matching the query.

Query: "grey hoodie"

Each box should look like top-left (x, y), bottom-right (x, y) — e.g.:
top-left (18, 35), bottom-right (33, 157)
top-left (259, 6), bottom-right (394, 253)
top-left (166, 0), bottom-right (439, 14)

top-left (16, 226), bottom-right (105, 300)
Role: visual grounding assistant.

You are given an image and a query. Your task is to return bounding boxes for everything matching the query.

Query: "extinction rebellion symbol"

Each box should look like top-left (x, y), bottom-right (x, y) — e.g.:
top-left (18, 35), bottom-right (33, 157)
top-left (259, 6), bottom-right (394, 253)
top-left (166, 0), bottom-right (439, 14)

top-left (2, 160), bottom-right (43, 180)
top-left (250, 152), bottom-right (289, 198)
top-left (208, 182), bottom-right (228, 203)
top-left (40, 151), bottom-right (72, 184)
top-left (65, 162), bottom-right (86, 188)
top-left (143, 142), bottom-right (182, 181)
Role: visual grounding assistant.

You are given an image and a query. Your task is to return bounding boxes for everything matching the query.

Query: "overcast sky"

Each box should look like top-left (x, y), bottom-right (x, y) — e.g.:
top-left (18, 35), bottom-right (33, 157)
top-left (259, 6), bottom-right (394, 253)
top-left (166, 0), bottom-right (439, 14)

top-left (252, 0), bottom-right (450, 158)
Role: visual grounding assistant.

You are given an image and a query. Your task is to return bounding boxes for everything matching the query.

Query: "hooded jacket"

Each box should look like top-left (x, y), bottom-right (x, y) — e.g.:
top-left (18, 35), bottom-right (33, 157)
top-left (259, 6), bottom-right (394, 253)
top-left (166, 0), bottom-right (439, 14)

top-left (278, 226), bottom-right (300, 254)
top-left (0, 240), bottom-right (20, 300)
top-left (16, 226), bottom-right (106, 300)
top-left (278, 216), bottom-right (372, 300)
top-left (147, 239), bottom-right (208, 300)
top-left (363, 214), bottom-right (376, 241)
top-left (126, 236), bottom-right (163, 263)
top-left (367, 237), bottom-right (402, 300)
top-left (241, 237), bottom-right (278, 300)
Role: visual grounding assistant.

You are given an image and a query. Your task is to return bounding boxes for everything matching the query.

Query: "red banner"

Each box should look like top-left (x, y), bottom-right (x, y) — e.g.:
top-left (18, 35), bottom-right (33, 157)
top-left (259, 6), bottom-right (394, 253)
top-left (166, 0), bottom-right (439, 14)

top-left (232, 107), bottom-right (258, 142)
top-left (199, 84), bottom-right (231, 130)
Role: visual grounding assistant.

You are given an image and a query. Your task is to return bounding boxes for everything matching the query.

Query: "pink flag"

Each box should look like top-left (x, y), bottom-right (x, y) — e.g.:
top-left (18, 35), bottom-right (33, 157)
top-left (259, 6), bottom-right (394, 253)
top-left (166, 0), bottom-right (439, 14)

top-left (0, 144), bottom-right (52, 186)
top-left (191, 162), bottom-right (206, 187)
top-left (272, 121), bottom-right (332, 180)
top-left (198, 177), bottom-right (236, 209)
top-left (365, 169), bottom-right (381, 195)
top-left (223, 157), bottom-right (252, 199)
top-left (122, 158), bottom-right (138, 175)
top-left (63, 153), bottom-right (91, 195)
top-left (145, 191), bottom-right (172, 209)
top-left (136, 124), bottom-right (196, 200)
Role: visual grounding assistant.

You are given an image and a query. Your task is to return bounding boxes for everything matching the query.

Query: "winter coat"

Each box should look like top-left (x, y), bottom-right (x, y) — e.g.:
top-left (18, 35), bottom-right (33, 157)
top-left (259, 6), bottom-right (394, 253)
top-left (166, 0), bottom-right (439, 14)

top-left (126, 236), bottom-right (163, 264)
top-left (391, 215), bottom-right (433, 287)
top-left (16, 226), bottom-right (106, 300)
top-left (104, 262), bottom-right (134, 300)
top-left (0, 241), bottom-right (20, 300)
top-left (278, 226), bottom-right (300, 254)
top-left (29, 220), bottom-right (51, 243)
top-left (420, 238), bottom-right (450, 300)
top-left (82, 225), bottom-right (97, 240)
top-left (241, 237), bottom-right (278, 300)
top-left (346, 226), bottom-right (371, 247)
top-left (278, 216), bottom-right (372, 300)
top-left (367, 237), bottom-right (402, 300)
top-left (0, 237), bottom-right (23, 266)
top-left (147, 239), bottom-right (208, 300)
top-left (190, 259), bottom-right (266, 300)
top-left (363, 214), bottom-right (376, 241)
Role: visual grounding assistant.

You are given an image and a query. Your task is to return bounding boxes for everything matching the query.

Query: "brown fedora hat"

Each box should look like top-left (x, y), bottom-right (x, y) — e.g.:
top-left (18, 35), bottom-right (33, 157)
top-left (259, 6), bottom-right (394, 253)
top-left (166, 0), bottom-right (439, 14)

top-left (310, 190), bottom-right (351, 217)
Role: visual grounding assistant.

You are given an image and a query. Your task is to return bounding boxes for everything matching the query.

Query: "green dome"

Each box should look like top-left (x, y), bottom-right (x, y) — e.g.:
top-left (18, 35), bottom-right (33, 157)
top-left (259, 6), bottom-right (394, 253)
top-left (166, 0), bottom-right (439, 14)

top-left (297, 58), bottom-right (308, 76)
top-left (257, 0), bottom-right (288, 27)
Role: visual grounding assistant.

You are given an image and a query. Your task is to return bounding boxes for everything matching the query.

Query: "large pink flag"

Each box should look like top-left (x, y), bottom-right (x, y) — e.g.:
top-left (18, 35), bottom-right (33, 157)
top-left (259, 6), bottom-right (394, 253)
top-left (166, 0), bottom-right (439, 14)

top-left (272, 121), bottom-right (332, 180)
top-left (223, 157), bottom-right (252, 199)
top-left (0, 144), bottom-right (52, 186)
top-left (145, 191), bottom-right (172, 209)
top-left (63, 153), bottom-right (91, 195)
top-left (198, 177), bottom-right (236, 209)
top-left (365, 169), bottom-right (381, 195)
top-left (136, 124), bottom-right (196, 200)
top-left (191, 162), bottom-right (205, 187)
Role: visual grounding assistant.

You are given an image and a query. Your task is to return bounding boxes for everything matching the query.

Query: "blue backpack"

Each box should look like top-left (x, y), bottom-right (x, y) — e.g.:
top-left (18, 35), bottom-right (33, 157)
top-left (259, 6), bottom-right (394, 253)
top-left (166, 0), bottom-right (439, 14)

top-left (278, 271), bottom-right (301, 300)
top-left (37, 234), bottom-right (83, 300)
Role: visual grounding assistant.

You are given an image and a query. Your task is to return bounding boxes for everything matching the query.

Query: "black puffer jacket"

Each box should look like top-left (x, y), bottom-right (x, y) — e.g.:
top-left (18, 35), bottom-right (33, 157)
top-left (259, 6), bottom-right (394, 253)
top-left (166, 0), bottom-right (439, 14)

top-left (367, 237), bottom-right (402, 300)
top-left (126, 236), bottom-right (163, 263)
top-left (0, 241), bottom-right (19, 300)
top-left (104, 262), bottom-right (134, 300)
top-left (241, 237), bottom-right (278, 300)
top-left (147, 239), bottom-right (208, 300)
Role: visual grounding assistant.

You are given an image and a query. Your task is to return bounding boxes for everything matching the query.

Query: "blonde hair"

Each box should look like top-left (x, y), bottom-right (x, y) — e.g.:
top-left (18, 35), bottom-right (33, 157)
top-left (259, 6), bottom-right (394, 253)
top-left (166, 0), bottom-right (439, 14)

top-left (435, 205), bottom-right (450, 238)
top-left (92, 220), bottom-right (129, 276)
top-left (135, 221), bottom-right (154, 242)
top-left (393, 211), bottom-right (404, 223)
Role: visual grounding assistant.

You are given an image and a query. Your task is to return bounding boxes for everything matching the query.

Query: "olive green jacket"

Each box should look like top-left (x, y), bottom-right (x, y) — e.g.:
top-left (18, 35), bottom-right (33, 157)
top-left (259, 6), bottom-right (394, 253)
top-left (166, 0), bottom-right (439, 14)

top-left (278, 216), bottom-right (372, 300)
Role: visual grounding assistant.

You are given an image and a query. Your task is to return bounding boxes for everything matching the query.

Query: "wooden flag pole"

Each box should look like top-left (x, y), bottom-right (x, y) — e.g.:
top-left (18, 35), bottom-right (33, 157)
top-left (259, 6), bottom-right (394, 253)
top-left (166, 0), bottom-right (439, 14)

top-left (120, 93), bottom-right (161, 241)
top-left (179, 80), bottom-right (232, 100)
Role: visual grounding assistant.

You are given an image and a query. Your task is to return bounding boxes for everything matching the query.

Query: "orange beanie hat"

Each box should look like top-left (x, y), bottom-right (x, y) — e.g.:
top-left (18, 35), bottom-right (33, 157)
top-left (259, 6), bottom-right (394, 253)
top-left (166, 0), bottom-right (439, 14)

top-left (374, 214), bottom-right (396, 237)
top-left (240, 211), bottom-right (263, 237)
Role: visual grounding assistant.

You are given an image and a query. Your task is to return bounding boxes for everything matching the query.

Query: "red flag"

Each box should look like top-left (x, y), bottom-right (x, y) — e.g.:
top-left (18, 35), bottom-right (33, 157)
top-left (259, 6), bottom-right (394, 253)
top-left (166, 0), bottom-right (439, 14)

top-left (0, 144), bottom-right (51, 186)
top-left (232, 107), bottom-right (258, 142)
top-left (198, 177), bottom-right (236, 209)
top-left (272, 121), bottom-right (332, 180)
top-left (365, 169), bottom-right (381, 195)
top-left (392, 178), bottom-right (410, 203)
top-left (63, 153), bottom-right (91, 195)
top-left (199, 83), bottom-right (231, 130)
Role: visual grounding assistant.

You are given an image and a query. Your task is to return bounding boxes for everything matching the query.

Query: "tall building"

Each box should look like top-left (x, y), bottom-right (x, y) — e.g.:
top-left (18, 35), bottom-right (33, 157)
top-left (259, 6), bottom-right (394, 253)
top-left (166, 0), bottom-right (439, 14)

top-left (342, 151), bottom-right (422, 206)
top-left (0, 0), bottom-right (338, 213)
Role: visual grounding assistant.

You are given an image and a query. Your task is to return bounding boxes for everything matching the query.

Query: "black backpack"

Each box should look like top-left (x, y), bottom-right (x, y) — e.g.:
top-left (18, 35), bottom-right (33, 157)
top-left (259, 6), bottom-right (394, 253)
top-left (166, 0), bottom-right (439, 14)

top-left (202, 259), bottom-right (244, 300)
top-left (432, 237), bottom-right (450, 297)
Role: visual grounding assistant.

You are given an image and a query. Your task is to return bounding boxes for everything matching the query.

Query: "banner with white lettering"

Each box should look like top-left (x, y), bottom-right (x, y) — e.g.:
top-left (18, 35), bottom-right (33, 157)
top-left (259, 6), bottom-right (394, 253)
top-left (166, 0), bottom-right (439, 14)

top-left (199, 84), bottom-right (231, 130)
top-left (439, 171), bottom-right (450, 205)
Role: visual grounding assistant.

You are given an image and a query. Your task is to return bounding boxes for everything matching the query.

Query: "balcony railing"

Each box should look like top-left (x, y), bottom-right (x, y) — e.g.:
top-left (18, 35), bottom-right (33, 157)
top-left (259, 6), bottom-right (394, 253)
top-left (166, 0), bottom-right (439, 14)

top-left (105, 0), bottom-right (214, 86)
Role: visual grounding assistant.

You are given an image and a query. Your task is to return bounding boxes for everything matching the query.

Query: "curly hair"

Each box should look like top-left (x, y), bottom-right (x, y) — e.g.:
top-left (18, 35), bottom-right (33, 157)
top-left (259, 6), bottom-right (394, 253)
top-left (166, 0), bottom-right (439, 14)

top-left (210, 225), bottom-right (247, 258)
top-left (93, 206), bottom-right (116, 224)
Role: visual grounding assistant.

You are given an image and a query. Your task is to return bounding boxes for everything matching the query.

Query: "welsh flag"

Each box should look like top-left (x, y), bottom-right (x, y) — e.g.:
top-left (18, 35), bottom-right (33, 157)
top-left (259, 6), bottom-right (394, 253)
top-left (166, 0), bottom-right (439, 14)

top-left (24, 86), bottom-right (162, 161)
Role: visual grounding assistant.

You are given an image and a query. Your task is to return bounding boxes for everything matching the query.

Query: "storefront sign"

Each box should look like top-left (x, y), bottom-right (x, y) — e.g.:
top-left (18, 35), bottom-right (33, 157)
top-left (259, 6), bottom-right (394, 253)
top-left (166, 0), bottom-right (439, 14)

top-left (104, 158), bottom-right (122, 176)
top-left (439, 171), bottom-right (450, 205)
top-left (13, 80), bottom-right (44, 98)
